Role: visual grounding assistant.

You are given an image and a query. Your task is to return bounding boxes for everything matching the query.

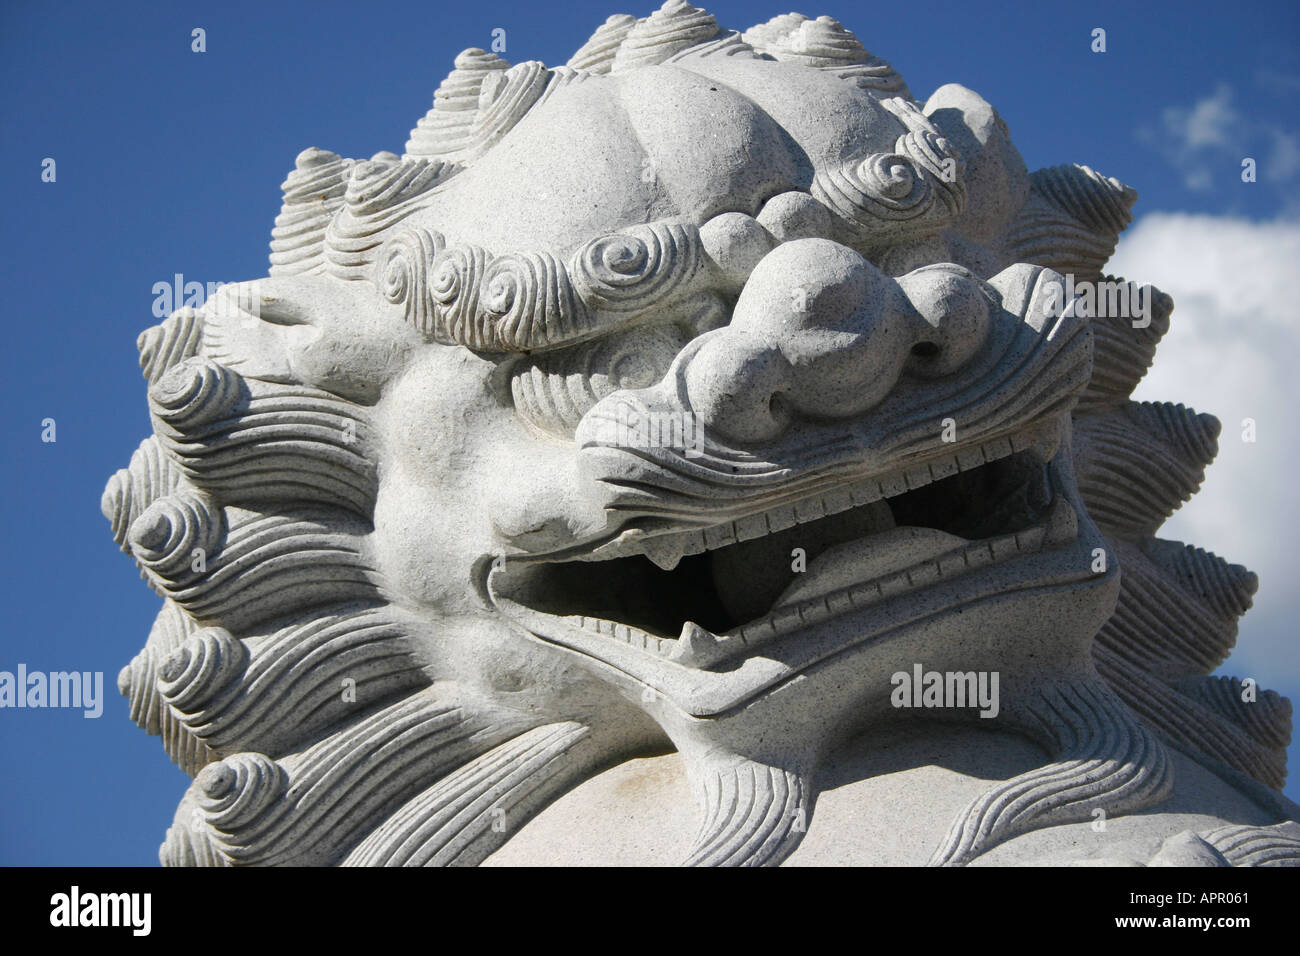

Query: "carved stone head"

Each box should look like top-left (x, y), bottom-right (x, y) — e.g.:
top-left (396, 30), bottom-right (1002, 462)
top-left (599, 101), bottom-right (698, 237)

top-left (105, 2), bottom-right (1295, 866)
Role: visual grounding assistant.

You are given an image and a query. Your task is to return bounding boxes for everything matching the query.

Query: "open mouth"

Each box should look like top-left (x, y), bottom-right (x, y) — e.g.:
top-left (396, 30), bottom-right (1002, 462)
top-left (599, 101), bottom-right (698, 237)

top-left (489, 415), bottom-right (1082, 673)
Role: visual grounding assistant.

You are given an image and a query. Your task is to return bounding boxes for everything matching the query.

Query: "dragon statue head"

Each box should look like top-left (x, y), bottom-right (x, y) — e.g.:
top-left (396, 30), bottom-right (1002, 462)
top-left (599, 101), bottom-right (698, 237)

top-left (104, 1), bottom-right (1297, 866)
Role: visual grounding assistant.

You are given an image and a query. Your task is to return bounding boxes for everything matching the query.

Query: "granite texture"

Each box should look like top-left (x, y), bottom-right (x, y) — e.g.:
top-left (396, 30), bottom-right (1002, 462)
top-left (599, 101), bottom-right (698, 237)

top-left (103, 1), bottom-right (1298, 866)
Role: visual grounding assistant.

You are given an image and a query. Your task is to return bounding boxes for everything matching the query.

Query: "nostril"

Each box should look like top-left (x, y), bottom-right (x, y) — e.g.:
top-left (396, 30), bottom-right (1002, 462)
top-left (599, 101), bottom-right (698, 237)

top-left (898, 266), bottom-right (992, 379)
top-left (683, 333), bottom-right (795, 445)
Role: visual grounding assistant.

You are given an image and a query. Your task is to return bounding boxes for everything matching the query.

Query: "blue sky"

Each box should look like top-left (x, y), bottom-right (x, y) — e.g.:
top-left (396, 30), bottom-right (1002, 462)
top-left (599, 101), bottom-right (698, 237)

top-left (1, 0), bottom-right (1297, 865)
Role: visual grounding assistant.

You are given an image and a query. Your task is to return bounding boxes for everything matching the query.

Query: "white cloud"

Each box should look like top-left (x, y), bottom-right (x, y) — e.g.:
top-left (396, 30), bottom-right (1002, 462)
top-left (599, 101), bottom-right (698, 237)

top-left (1108, 213), bottom-right (1300, 699)
top-left (1139, 84), bottom-right (1299, 194)
top-left (1167, 84), bottom-right (1240, 150)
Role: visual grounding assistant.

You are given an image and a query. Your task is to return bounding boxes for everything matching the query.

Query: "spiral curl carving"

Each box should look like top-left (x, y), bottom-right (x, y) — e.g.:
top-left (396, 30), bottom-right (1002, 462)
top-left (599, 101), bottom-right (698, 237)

top-left (127, 492), bottom-right (223, 585)
top-left (429, 243), bottom-right (491, 348)
top-left (377, 227), bottom-right (445, 335)
top-left (149, 358), bottom-right (246, 434)
top-left (196, 752), bottom-right (286, 834)
top-left (571, 222), bottom-right (700, 311)
top-left (481, 250), bottom-right (586, 350)
top-left (159, 626), bottom-right (248, 714)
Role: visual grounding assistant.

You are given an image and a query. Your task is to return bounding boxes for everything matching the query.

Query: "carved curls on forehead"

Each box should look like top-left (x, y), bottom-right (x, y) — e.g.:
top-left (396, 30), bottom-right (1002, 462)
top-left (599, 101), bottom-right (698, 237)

top-left (263, 3), bottom-right (928, 353)
top-left (376, 221), bottom-right (705, 353)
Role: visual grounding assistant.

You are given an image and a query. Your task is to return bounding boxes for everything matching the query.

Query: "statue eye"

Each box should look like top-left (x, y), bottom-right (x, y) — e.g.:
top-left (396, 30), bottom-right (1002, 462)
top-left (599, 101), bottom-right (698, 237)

top-left (510, 325), bottom-right (689, 438)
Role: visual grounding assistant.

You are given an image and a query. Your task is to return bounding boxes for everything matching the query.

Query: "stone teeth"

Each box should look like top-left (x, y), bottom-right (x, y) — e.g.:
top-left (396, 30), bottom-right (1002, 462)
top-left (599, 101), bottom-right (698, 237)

top-left (982, 436), bottom-right (1013, 461)
top-left (702, 522), bottom-right (737, 550)
top-left (731, 513), bottom-right (772, 543)
top-left (878, 473), bottom-right (909, 498)
top-left (906, 562), bottom-right (941, 588)
top-left (955, 445), bottom-right (986, 471)
top-left (928, 458), bottom-right (960, 481)
top-left (679, 529), bottom-right (708, 557)
top-left (877, 573), bottom-right (911, 599)
top-left (937, 551), bottom-right (969, 576)
top-left (990, 532), bottom-right (1023, 559)
top-left (625, 424), bottom-right (1057, 566)
top-left (772, 605), bottom-right (804, 631)
top-left (764, 505), bottom-right (799, 534)
top-left (1014, 527), bottom-right (1045, 551)
top-left (820, 487), bottom-right (853, 515)
top-left (849, 481), bottom-right (884, 506)
top-left (573, 613), bottom-right (673, 657)
top-left (794, 496), bottom-right (827, 522)
top-left (825, 591), bottom-right (855, 616)
top-left (642, 536), bottom-right (686, 571)
top-left (730, 523), bottom-right (1054, 652)
top-left (670, 621), bottom-right (722, 666)
top-left (904, 465), bottom-right (932, 490)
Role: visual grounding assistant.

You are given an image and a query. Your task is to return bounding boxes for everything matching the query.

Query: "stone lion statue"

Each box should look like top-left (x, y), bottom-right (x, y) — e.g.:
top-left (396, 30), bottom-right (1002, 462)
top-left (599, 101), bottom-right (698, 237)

top-left (104, 1), bottom-right (1298, 866)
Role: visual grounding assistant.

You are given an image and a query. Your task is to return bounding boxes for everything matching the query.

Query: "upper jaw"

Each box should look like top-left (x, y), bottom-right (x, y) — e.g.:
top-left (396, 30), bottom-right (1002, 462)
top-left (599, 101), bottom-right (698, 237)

top-left (574, 412), bottom-right (1065, 570)
top-left (569, 260), bottom-right (1091, 534)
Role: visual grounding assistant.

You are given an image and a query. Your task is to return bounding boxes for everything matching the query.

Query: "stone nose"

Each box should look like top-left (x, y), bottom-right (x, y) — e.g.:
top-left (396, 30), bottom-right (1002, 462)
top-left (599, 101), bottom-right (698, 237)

top-left (683, 238), bottom-right (991, 444)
